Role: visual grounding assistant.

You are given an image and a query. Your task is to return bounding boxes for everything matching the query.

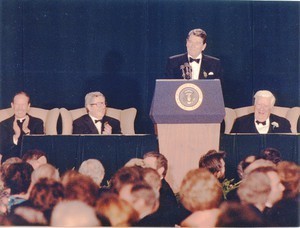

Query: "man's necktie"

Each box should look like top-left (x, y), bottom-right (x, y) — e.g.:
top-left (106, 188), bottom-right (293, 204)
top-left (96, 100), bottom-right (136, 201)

top-left (256, 120), bottom-right (266, 126)
top-left (189, 57), bottom-right (200, 64)
top-left (95, 119), bottom-right (102, 123)
top-left (17, 119), bottom-right (24, 128)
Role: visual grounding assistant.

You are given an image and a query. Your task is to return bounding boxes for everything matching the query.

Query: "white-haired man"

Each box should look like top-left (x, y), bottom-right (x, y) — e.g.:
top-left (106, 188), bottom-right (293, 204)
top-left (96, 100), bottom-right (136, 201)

top-left (231, 90), bottom-right (291, 133)
top-left (72, 91), bottom-right (121, 134)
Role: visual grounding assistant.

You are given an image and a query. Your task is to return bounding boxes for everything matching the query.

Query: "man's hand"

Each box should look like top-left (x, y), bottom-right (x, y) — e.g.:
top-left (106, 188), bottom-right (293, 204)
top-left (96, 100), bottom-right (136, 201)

top-left (102, 122), bottom-right (112, 135)
top-left (22, 115), bottom-right (30, 134)
top-left (13, 118), bottom-right (21, 138)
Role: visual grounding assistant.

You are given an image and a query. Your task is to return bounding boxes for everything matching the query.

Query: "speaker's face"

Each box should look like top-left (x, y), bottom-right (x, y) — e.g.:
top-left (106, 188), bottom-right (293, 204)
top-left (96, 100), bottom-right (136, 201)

top-left (186, 34), bottom-right (206, 58)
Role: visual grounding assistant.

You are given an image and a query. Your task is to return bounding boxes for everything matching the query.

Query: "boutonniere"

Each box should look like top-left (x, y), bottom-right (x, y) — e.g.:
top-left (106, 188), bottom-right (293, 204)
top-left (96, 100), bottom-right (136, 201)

top-left (203, 71), bottom-right (214, 78)
top-left (271, 121), bottom-right (279, 129)
top-left (222, 178), bottom-right (241, 200)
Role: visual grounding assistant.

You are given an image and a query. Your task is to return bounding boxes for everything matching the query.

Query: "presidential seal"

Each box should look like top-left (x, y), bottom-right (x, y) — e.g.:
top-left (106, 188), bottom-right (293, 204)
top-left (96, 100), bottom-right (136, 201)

top-left (175, 83), bottom-right (203, 111)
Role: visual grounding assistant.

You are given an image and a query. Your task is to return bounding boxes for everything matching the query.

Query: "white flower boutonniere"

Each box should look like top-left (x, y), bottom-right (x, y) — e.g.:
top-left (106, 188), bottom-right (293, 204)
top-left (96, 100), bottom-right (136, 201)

top-left (271, 121), bottom-right (279, 129)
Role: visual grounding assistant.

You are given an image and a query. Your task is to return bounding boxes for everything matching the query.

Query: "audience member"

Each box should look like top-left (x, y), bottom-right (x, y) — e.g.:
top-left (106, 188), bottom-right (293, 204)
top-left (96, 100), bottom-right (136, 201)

top-left (266, 161), bottom-right (300, 226)
top-left (78, 158), bottom-right (105, 186)
top-left (95, 192), bottom-right (139, 226)
top-left (22, 149), bottom-right (47, 170)
top-left (260, 147), bottom-right (282, 165)
top-left (199, 150), bottom-right (226, 181)
top-left (50, 200), bottom-right (100, 226)
top-left (3, 162), bottom-right (33, 212)
top-left (237, 166), bottom-right (285, 214)
top-left (179, 168), bottom-right (223, 227)
top-left (216, 201), bottom-right (266, 227)
top-left (236, 155), bottom-right (260, 179)
top-left (110, 166), bottom-right (143, 194)
top-left (72, 91), bottom-right (121, 134)
top-left (13, 206), bottom-right (47, 225)
top-left (231, 90), bottom-right (292, 133)
top-left (243, 158), bottom-right (275, 178)
top-left (63, 173), bottom-right (99, 206)
top-left (165, 28), bottom-right (222, 80)
top-left (119, 181), bottom-right (159, 226)
top-left (0, 92), bottom-right (44, 162)
top-left (30, 163), bottom-right (60, 186)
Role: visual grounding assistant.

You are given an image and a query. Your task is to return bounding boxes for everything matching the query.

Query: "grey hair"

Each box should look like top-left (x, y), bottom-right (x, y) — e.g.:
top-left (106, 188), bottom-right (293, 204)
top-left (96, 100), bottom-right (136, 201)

top-left (254, 90), bottom-right (276, 107)
top-left (79, 159), bottom-right (105, 186)
top-left (84, 91), bottom-right (105, 108)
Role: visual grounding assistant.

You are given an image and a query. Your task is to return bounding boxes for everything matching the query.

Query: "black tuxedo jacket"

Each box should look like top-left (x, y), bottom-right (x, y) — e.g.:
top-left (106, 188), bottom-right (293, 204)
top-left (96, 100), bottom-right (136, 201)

top-left (0, 115), bottom-right (44, 161)
top-left (72, 114), bottom-right (122, 134)
top-left (165, 53), bottom-right (222, 81)
top-left (230, 113), bottom-right (291, 134)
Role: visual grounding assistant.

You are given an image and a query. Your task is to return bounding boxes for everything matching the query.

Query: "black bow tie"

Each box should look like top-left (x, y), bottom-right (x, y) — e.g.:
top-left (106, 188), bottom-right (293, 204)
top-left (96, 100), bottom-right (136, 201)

top-left (256, 120), bottom-right (266, 126)
top-left (95, 119), bottom-right (102, 123)
top-left (189, 57), bottom-right (200, 63)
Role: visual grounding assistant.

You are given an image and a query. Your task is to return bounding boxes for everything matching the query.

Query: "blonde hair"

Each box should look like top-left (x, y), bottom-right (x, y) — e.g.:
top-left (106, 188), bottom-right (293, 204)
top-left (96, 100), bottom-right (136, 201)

top-left (180, 168), bottom-right (222, 212)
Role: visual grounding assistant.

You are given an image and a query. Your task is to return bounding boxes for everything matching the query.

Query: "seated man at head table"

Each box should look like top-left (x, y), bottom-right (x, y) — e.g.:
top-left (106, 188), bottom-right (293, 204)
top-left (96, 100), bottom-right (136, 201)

top-left (72, 91), bottom-right (122, 134)
top-left (165, 28), bottom-right (222, 80)
top-left (230, 90), bottom-right (291, 134)
top-left (0, 91), bottom-right (44, 163)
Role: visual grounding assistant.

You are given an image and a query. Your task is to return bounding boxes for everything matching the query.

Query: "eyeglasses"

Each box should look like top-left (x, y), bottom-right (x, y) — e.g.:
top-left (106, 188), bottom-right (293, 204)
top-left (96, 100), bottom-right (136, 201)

top-left (90, 102), bottom-right (106, 107)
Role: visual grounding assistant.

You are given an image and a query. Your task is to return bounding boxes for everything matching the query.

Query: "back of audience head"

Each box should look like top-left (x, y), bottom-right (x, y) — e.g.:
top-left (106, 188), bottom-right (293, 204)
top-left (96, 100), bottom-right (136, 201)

top-left (238, 166), bottom-right (284, 211)
top-left (3, 162), bottom-right (33, 195)
top-left (276, 161), bottom-right (300, 199)
top-left (143, 151), bottom-right (168, 178)
top-left (260, 147), bottom-right (282, 164)
top-left (95, 192), bottom-right (139, 226)
top-left (141, 167), bottom-right (162, 197)
top-left (119, 181), bottom-right (159, 220)
top-left (13, 206), bottom-right (47, 225)
top-left (31, 163), bottom-right (60, 185)
top-left (78, 158), bottom-right (105, 186)
top-left (199, 150), bottom-right (226, 180)
top-left (243, 158), bottom-right (275, 178)
top-left (180, 168), bottom-right (222, 212)
top-left (22, 149), bottom-right (47, 170)
top-left (50, 200), bottom-right (100, 226)
top-left (29, 178), bottom-right (64, 215)
top-left (237, 155), bottom-right (260, 179)
top-left (60, 169), bottom-right (81, 186)
top-left (216, 201), bottom-right (265, 227)
top-left (0, 157), bottom-right (22, 187)
top-left (110, 166), bottom-right (143, 194)
top-left (63, 173), bottom-right (99, 206)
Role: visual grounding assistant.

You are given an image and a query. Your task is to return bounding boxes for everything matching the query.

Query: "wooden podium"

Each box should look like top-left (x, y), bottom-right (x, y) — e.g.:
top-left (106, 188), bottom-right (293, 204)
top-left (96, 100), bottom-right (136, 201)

top-left (150, 79), bottom-right (225, 193)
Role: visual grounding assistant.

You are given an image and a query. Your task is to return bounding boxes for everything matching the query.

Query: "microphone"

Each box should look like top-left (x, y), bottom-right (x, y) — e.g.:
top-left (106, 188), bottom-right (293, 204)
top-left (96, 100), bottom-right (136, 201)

top-left (180, 63), bottom-right (192, 80)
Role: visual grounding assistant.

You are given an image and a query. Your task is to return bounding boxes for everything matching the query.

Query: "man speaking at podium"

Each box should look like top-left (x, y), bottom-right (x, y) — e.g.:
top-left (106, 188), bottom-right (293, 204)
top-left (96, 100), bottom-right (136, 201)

top-left (165, 28), bottom-right (222, 80)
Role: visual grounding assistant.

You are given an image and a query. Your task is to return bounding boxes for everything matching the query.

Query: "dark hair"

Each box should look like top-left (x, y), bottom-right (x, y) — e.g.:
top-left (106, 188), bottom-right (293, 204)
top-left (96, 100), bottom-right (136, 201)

top-left (143, 151), bottom-right (168, 177)
top-left (260, 148), bottom-right (282, 164)
top-left (187, 28), bottom-right (207, 44)
top-left (4, 162), bottom-right (33, 194)
top-left (199, 150), bottom-right (226, 174)
top-left (12, 91), bottom-right (31, 104)
top-left (22, 149), bottom-right (47, 162)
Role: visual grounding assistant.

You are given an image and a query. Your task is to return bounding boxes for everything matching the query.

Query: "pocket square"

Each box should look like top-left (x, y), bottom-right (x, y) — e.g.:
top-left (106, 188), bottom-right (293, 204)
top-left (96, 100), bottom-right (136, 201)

top-left (208, 72), bottom-right (214, 75)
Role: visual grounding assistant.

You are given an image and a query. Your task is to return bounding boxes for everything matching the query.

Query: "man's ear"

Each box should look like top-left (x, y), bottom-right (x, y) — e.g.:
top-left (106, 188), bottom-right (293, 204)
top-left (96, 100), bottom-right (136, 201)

top-left (37, 156), bottom-right (47, 165)
top-left (157, 167), bottom-right (165, 178)
top-left (202, 43), bottom-right (207, 51)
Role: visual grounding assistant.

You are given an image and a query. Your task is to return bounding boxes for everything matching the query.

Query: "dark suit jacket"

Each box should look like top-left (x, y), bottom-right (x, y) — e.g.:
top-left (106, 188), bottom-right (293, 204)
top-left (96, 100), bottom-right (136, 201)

top-left (0, 115), bottom-right (44, 161)
top-left (165, 53), bottom-right (222, 81)
top-left (72, 114), bottom-right (122, 134)
top-left (230, 113), bottom-right (291, 134)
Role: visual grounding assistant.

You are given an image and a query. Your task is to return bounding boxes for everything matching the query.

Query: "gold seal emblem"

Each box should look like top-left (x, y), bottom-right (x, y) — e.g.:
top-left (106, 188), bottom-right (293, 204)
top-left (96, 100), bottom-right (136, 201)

top-left (175, 83), bottom-right (203, 111)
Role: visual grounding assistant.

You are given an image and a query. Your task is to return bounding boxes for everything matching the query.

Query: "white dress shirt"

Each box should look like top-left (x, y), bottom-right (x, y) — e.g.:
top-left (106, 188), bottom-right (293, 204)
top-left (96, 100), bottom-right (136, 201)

top-left (89, 115), bottom-right (102, 134)
top-left (188, 53), bottom-right (202, 80)
top-left (255, 118), bottom-right (270, 134)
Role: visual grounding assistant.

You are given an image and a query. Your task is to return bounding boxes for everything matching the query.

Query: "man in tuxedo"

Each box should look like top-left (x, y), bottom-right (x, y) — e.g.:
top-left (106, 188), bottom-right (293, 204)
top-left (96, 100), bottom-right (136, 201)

top-left (72, 91), bottom-right (121, 134)
top-left (165, 28), bottom-right (222, 81)
top-left (231, 90), bottom-right (291, 134)
top-left (0, 92), bottom-right (44, 162)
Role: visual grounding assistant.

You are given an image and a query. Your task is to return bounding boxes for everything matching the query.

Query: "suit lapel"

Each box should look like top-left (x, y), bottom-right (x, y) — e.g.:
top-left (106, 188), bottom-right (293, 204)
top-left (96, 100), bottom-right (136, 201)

top-left (84, 115), bottom-right (99, 134)
top-left (199, 55), bottom-right (207, 79)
